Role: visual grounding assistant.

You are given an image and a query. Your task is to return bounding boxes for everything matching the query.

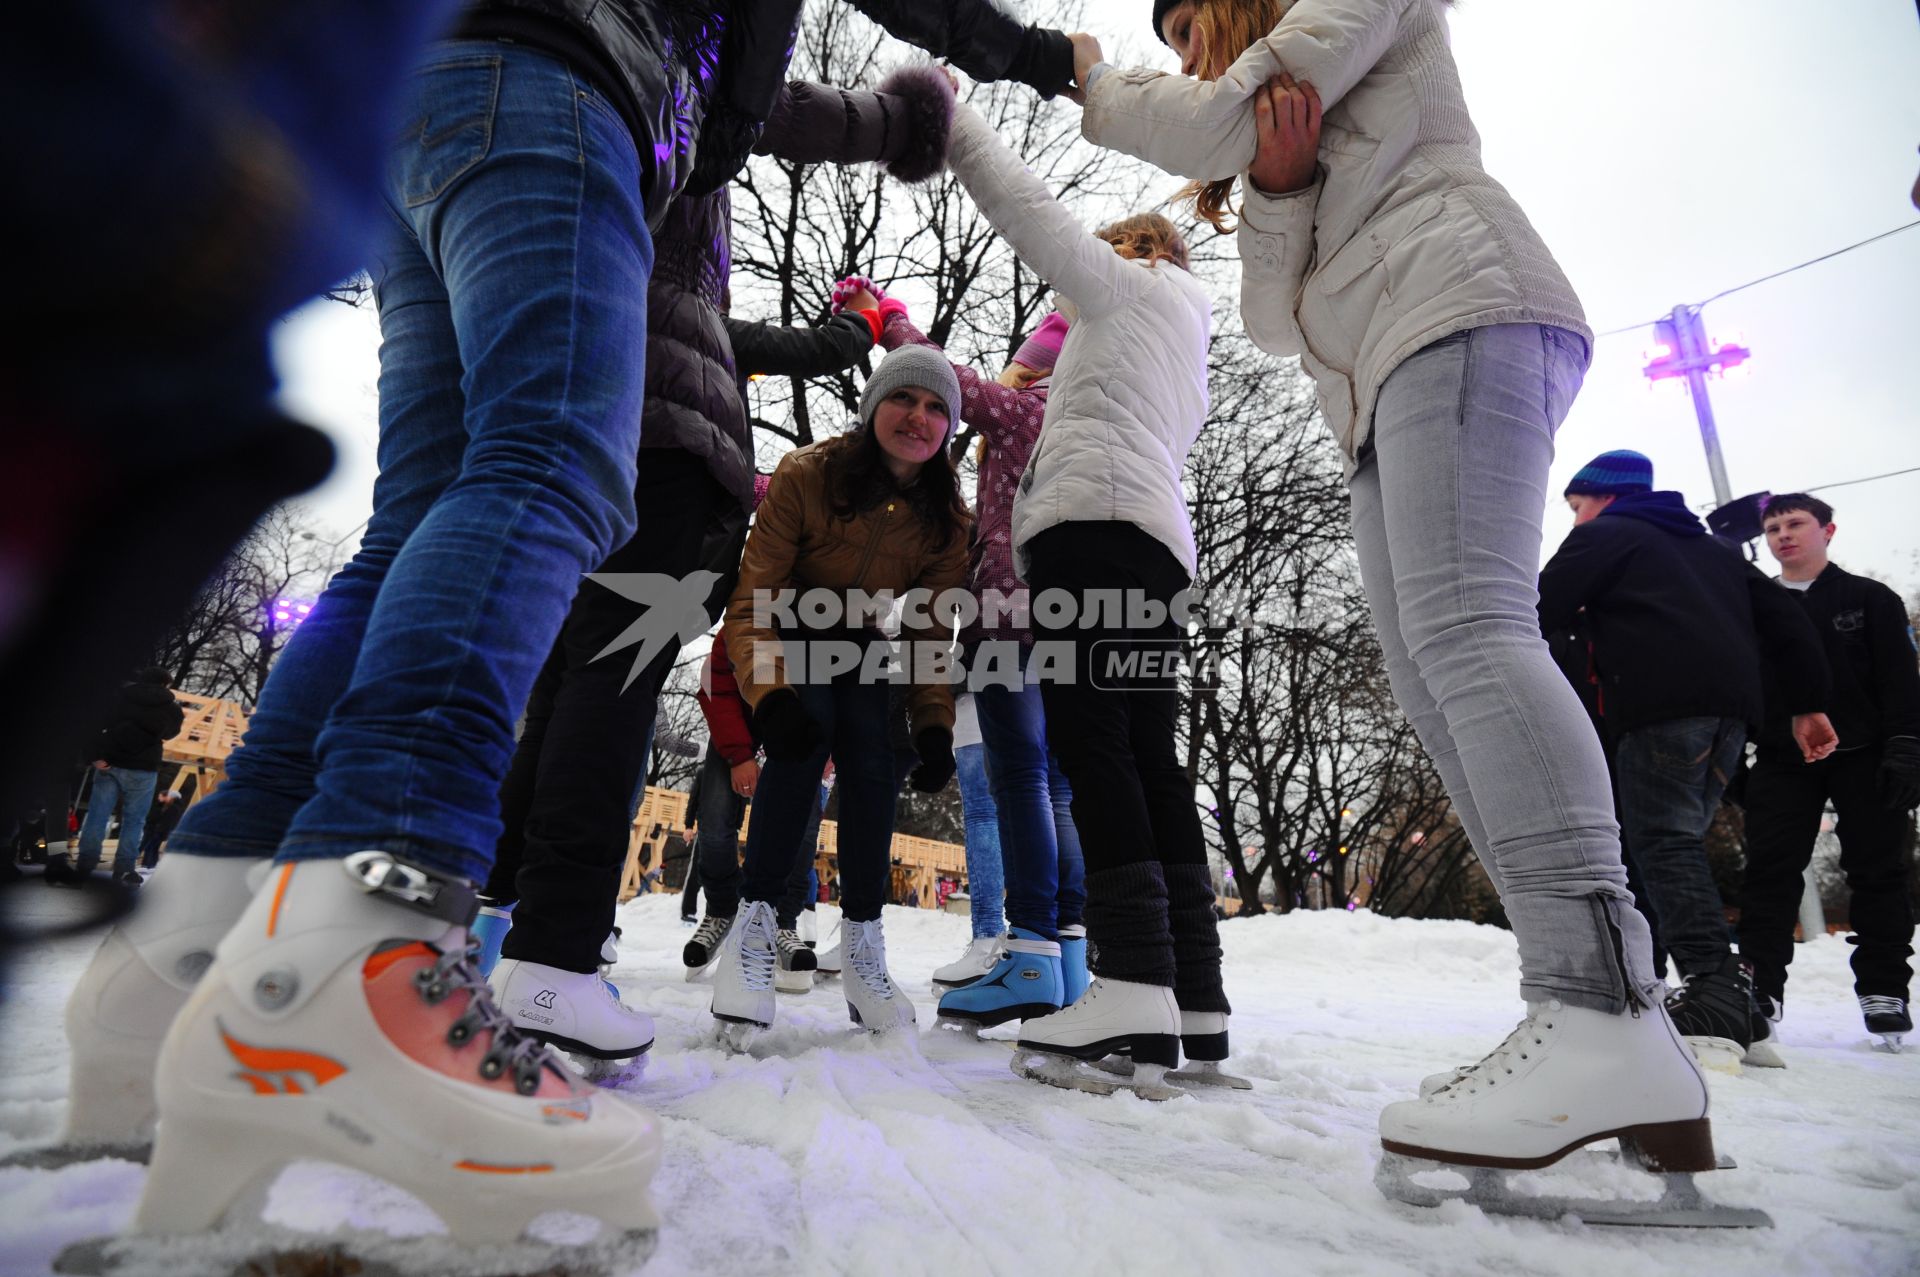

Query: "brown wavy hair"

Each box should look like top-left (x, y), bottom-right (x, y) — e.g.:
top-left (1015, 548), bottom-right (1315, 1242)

top-left (818, 426), bottom-right (971, 548)
top-left (1094, 212), bottom-right (1191, 271)
top-left (1177, 0), bottom-right (1292, 232)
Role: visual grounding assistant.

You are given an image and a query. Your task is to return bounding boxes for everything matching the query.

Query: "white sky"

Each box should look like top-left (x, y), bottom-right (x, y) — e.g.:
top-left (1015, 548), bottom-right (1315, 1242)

top-left (276, 0), bottom-right (1920, 592)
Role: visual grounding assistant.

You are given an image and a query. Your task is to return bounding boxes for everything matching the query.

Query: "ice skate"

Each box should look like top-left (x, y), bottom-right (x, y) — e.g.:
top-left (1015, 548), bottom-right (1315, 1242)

top-left (1861, 995), bottom-right (1911, 1053)
top-left (55, 851), bottom-right (662, 1274)
top-left (710, 900), bottom-right (778, 1038)
top-left (932, 934), bottom-right (1003, 988)
top-left (1665, 954), bottom-right (1754, 1075)
top-left (936, 930), bottom-right (1061, 1032)
top-left (842, 917), bottom-right (916, 1031)
top-left (1011, 977), bottom-right (1183, 1101)
top-left (1, 855), bottom-right (263, 1170)
top-left (814, 920), bottom-right (844, 980)
top-left (1168, 1011), bottom-right (1253, 1090)
top-left (1376, 999), bottom-right (1769, 1227)
top-left (682, 910), bottom-right (734, 981)
top-left (489, 956), bottom-right (654, 1086)
top-left (597, 926), bottom-right (623, 998)
top-left (799, 904), bottom-right (818, 948)
top-left (470, 898), bottom-right (513, 977)
top-left (775, 927), bottom-right (817, 995)
top-left (1058, 923), bottom-right (1089, 1004)
top-left (1743, 981), bottom-right (1786, 1069)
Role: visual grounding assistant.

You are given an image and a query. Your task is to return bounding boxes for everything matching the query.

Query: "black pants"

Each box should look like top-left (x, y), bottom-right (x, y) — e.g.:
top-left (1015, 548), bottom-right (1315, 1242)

top-left (684, 742), bottom-right (822, 929)
top-left (1738, 745), bottom-right (1915, 1001)
top-left (1026, 521), bottom-right (1220, 1000)
top-left (486, 450), bottom-right (741, 972)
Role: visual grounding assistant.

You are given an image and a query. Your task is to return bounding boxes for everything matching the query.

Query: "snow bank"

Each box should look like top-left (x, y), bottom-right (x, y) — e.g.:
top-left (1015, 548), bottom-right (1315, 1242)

top-left (3, 896), bottom-right (1915, 1276)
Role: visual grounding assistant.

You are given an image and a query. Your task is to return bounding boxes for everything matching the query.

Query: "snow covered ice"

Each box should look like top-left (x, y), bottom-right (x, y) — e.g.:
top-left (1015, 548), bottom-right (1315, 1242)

top-left (4, 893), bottom-right (1916, 1276)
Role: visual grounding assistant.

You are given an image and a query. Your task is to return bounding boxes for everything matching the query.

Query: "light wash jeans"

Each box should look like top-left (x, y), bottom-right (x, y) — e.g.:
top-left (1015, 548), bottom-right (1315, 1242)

top-left (954, 742), bottom-right (1007, 938)
top-left (75, 766), bottom-right (159, 878)
top-left (169, 43), bottom-right (652, 883)
top-left (1350, 323), bottom-right (1659, 1014)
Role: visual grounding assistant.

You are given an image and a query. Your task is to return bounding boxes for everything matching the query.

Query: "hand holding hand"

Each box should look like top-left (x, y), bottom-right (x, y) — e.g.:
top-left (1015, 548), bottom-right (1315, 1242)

top-left (842, 288), bottom-right (879, 314)
top-left (830, 274), bottom-right (887, 315)
top-left (1248, 74), bottom-right (1322, 196)
top-left (1066, 32), bottom-right (1104, 105)
top-left (1792, 712), bottom-right (1839, 764)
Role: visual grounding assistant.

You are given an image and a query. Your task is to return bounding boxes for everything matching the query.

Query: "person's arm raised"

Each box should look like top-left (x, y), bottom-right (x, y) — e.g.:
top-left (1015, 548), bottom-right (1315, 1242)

top-left (1082, 0), bottom-right (1417, 181)
top-left (945, 101), bottom-right (1141, 318)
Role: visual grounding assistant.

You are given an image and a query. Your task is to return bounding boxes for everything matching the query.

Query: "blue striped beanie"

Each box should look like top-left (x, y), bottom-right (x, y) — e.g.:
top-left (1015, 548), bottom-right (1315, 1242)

top-left (1565, 450), bottom-right (1653, 497)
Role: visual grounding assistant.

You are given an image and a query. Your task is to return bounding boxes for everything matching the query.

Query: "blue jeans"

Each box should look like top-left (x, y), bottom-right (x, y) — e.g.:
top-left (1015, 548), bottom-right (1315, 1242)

top-left (75, 767), bottom-right (158, 877)
top-left (1351, 324), bottom-right (1659, 1014)
top-left (954, 743), bottom-right (1006, 938)
top-left (974, 645), bottom-right (1086, 940)
top-left (741, 674), bottom-right (896, 923)
top-left (1613, 717), bottom-right (1745, 979)
top-left (169, 42), bottom-right (652, 882)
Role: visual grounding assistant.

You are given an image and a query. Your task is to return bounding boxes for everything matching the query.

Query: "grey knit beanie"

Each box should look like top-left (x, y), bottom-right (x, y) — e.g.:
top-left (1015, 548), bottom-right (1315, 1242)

top-left (858, 345), bottom-right (963, 446)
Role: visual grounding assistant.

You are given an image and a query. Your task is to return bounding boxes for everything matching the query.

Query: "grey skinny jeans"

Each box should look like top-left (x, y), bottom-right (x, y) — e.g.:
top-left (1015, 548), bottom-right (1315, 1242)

top-left (1350, 323), bottom-right (1661, 1014)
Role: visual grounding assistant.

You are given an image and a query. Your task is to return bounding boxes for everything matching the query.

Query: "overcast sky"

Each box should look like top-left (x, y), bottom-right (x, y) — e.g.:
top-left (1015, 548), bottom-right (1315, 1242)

top-left (275, 0), bottom-right (1920, 593)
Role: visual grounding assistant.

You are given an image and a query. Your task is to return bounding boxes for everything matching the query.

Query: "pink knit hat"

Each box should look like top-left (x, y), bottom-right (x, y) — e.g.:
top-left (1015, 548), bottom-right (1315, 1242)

top-left (1011, 311), bottom-right (1069, 372)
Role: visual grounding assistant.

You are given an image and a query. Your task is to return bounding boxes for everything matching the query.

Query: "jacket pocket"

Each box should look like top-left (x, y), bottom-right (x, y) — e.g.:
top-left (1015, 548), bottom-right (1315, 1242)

top-left (396, 54), bottom-right (502, 209)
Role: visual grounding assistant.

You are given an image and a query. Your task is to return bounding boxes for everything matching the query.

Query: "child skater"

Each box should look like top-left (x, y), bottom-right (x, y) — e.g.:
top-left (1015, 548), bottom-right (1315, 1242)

top-left (708, 344), bottom-right (971, 1044)
top-left (936, 75), bottom-right (1227, 1095)
top-left (1066, 0), bottom-right (1725, 1192)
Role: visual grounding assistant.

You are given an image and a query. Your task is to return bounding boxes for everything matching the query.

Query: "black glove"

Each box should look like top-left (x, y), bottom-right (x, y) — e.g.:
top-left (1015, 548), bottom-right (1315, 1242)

top-left (1879, 736), bottom-right (1920, 811)
top-left (908, 726), bottom-right (956, 794)
top-left (751, 690), bottom-right (824, 763)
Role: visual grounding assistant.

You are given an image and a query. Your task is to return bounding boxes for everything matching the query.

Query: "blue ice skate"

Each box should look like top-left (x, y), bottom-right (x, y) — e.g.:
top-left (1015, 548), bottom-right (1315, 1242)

top-left (936, 929), bottom-right (1063, 1033)
top-left (1059, 924), bottom-right (1089, 1005)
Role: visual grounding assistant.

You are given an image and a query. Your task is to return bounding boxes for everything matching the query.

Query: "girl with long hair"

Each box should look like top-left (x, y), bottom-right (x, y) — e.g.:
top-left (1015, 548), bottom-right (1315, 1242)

top-left (1066, 0), bottom-right (1718, 1184)
top-left (709, 344), bottom-right (970, 1045)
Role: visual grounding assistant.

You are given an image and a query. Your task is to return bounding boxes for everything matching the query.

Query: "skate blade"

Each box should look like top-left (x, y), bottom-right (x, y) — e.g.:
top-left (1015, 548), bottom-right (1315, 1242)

top-left (1683, 1035), bottom-right (1745, 1075)
top-left (1167, 1062), bottom-right (1254, 1091)
top-left (56, 1222), bottom-right (659, 1276)
top-left (1740, 1039), bottom-right (1787, 1069)
top-left (1009, 1049), bottom-right (1182, 1101)
top-left (0, 1140), bottom-right (150, 1171)
top-left (574, 1052), bottom-right (648, 1090)
top-left (774, 969), bottom-right (813, 996)
top-left (1373, 1152), bottom-right (1772, 1229)
top-left (933, 1015), bottom-right (987, 1040)
top-left (1872, 1034), bottom-right (1906, 1054)
top-left (712, 1020), bottom-right (763, 1054)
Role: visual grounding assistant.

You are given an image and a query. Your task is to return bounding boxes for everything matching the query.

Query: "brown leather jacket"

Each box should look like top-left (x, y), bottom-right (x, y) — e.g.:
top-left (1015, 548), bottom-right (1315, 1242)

top-left (723, 441), bottom-right (970, 739)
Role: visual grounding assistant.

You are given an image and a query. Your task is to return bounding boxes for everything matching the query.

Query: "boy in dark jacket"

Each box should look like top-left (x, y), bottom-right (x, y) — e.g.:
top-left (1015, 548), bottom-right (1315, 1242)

top-left (53, 667), bottom-right (184, 887)
top-left (1538, 451), bottom-right (1832, 1064)
top-left (1737, 493), bottom-right (1920, 1049)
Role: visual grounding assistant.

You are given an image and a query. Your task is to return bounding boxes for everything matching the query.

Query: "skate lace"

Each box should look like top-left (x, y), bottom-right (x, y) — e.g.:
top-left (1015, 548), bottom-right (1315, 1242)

top-left (1860, 995), bottom-right (1907, 1019)
top-left (1448, 1006), bottom-right (1555, 1096)
top-left (422, 942), bottom-right (560, 1096)
top-left (848, 924), bottom-right (895, 999)
top-left (738, 909), bottom-right (777, 993)
top-left (775, 930), bottom-right (807, 961)
top-left (692, 915), bottom-right (730, 950)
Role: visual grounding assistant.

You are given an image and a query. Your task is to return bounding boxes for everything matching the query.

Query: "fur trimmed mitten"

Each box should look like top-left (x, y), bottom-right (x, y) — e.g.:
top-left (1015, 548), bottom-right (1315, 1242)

top-left (876, 63), bottom-right (958, 184)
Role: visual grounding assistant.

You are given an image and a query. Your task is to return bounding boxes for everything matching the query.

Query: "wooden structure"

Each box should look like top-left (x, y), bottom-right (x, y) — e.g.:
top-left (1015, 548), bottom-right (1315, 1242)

top-left (618, 784), bottom-right (968, 909)
top-left (162, 693), bottom-right (250, 802)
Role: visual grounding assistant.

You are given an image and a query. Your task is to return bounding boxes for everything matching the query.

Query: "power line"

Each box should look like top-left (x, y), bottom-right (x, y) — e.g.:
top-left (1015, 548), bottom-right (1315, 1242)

top-left (1593, 220), bottom-right (1920, 339)
top-left (1805, 463), bottom-right (1920, 495)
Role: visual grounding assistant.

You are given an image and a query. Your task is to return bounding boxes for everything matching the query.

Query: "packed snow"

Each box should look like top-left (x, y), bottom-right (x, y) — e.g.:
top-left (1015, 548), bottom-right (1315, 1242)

top-left (2, 887), bottom-right (1916, 1276)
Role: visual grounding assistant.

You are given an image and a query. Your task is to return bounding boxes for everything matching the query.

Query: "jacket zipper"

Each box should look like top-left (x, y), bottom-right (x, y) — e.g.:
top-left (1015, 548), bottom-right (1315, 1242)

top-left (851, 502), bottom-right (894, 595)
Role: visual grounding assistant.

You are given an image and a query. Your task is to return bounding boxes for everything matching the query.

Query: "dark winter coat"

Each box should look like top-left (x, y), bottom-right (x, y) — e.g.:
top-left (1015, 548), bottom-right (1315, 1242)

top-left (1757, 564), bottom-right (1920, 757)
top-left (93, 673), bottom-right (184, 772)
top-left (459, 1), bottom-right (1070, 225)
top-left (643, 68), bottom-right (957, 515)
top-left (1537, 491), bottom-right (1829, 738)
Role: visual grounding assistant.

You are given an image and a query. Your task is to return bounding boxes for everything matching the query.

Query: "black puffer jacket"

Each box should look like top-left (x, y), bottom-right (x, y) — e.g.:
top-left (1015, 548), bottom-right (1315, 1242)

top-left (93, 671), bottom-right (185, 772)
top-left (464, 0), bottom-right (1071, 216)
top-left (642, 67), bottom-right (957, 514)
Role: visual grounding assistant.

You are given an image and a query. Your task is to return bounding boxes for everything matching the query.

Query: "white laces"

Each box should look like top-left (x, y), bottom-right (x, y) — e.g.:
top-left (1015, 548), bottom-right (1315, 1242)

top-left (847, 921), bottom-right (895, 999)
top-left (1444, 1001), bottom-right (1560, 1097)
top-left (737, 905), bottom-right (776, 993)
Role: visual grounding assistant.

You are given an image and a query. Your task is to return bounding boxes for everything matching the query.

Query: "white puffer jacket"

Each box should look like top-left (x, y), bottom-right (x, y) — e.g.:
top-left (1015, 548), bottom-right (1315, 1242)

top-left (1083, 0), bottom-right (1590, 469)
top-left (944, 103), bottom-right (1213, 578)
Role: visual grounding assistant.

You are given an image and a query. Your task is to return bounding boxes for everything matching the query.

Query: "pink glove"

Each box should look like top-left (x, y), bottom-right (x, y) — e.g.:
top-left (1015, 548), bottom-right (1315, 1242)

top-left (830, 274), bottom-right (889, 315)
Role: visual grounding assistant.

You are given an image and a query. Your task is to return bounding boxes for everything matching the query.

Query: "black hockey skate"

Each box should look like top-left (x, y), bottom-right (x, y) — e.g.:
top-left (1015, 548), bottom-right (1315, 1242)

top-left (1860, 995), bottom-right (1911, 1053)
top-left (1665, 955), bottom-right (1753, 1073)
